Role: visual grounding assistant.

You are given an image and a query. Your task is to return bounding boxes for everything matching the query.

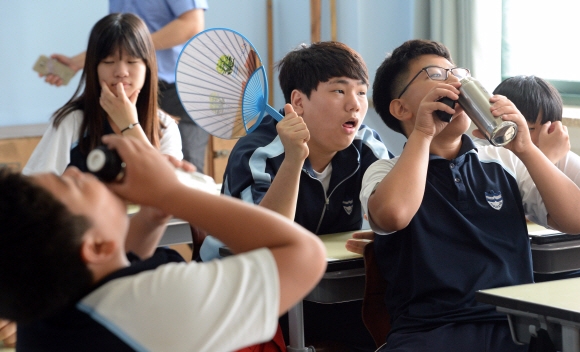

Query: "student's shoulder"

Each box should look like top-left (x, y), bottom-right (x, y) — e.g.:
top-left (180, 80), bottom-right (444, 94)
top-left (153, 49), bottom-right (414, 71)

top-left (51, 109), bottom-right (84, 127)
top-left (474, 144), bottom-right (529, 180)
top-left (157, 109), bottom-right (178, 127)
top-left (41, 110), bottom-right (84, 139)
top-left (231, 120), bottom-right (281, 151)
top-left (354, 124), bottom-right (382, 141)
top-left (558, 150), bottom-right (580, 167)
top-left (554, 151), bottom-right (580, 184)
top-left (476, 144), bottom-right (519, 166)
top-left (354, 124), bottom-right (392, 157)
top-left (364, 157), bottom-right (399, 176)
top-left (223, 130), bottom-right (282, 177)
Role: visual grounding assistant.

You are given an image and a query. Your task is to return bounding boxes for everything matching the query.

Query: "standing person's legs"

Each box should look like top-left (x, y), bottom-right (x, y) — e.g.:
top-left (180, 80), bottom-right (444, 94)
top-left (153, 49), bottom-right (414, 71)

top-left (158, 81), bottom-right (209, 172)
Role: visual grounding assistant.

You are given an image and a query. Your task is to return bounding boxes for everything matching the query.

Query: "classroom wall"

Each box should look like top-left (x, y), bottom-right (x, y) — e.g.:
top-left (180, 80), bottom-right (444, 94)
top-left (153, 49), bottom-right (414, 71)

top-left (0, 0), bottom-right (411, 155)
top-left (220, 0), bottom-right (414, 154)
top-left (0, 1), bottom-right (108, 129)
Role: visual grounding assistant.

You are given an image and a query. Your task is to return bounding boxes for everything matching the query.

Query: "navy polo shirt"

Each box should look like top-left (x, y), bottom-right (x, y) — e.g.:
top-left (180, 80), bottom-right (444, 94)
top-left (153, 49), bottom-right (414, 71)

top-left (365, 136), bottom-right (535, 334)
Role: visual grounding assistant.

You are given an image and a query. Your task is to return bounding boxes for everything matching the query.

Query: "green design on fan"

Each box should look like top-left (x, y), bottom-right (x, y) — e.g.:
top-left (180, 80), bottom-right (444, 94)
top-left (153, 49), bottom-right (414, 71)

top-left (209, 93), bottom-right (225, 114)
top-left (216, 55), bottom-right (235, 75)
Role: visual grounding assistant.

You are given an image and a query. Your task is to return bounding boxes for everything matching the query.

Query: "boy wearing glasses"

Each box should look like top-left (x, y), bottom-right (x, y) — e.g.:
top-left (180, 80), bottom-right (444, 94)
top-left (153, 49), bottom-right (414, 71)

top-left (363, 39), bottom-right (580, 351)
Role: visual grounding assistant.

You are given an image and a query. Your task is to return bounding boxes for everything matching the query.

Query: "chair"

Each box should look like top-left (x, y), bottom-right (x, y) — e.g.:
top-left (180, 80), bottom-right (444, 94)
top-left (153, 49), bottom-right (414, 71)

top-left (361, 242), bottom-right (391, 349)
top-left (189, 225), bottom-right (208, 261)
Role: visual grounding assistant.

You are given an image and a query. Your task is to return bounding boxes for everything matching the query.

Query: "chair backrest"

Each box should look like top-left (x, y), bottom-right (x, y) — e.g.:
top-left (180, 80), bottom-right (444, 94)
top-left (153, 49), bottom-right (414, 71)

top-left (190, 225), bottom-right (208, 261)
top-left (362, 241), bottom-right (391, 348)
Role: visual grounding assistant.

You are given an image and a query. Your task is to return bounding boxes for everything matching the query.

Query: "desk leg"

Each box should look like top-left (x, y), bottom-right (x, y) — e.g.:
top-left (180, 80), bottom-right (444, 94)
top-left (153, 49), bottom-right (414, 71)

top-left (562, 325), bottom-right (580, 352)
top-left (287, 301), bottom-right (314, 352)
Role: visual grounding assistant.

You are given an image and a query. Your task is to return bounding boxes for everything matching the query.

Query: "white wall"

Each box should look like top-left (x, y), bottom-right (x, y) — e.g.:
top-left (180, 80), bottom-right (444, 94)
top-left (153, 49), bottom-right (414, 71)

top-left (0, 1), bottom-right (108, 128)
top-left (0, 0), bottom-right (414, 154)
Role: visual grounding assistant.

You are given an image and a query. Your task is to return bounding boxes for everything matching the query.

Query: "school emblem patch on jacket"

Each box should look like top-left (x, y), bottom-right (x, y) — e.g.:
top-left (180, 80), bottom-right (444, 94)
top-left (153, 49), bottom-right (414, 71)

top-left (343, 199), bottom-right (353, 215)
top-left (485, 190), bottom-right (503, 210)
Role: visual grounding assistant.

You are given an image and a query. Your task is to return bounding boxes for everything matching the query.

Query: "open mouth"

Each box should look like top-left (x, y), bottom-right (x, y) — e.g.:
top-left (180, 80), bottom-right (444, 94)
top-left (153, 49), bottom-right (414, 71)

top-left (343, 120), bottom-right (357, 129)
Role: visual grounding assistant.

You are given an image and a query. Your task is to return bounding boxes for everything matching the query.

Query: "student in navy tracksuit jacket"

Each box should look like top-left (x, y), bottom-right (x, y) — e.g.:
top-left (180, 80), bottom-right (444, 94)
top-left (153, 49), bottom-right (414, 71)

top-left (221, 114), bottom-right (390, 234)
top-left (202, 41), bottom-right (393, 351)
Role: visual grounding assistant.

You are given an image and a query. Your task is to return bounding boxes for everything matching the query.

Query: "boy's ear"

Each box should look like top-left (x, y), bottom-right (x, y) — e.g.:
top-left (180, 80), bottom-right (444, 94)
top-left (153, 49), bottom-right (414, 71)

top-left (80, 230), bottom-right (117, 265)
top-left (389, 98), bottom-right (413, 122)
top-left (290, 89), bottom-right (305, 115)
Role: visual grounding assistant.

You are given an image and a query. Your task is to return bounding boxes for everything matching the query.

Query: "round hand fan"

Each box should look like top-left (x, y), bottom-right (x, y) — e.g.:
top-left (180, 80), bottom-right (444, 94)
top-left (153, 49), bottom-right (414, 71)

top-left (175, 28), bottom-right (283, 139)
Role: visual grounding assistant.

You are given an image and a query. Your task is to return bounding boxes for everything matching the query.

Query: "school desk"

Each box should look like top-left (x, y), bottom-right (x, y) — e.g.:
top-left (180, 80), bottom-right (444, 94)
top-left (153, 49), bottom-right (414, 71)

top-left (218, 231), bottom-right (366, 351)
top-left (127, 205), bottom-right (192, 246)
top-left (528, 222), bottom-right (580, 275)
top-left (287, 231), bottom-right (365, 352)
top-left (159, 218), bottom-right (193, 246)
top-left (127, 176), bottom-right (222, 248)
top-left (219, 224), bottom-right (580, 351)
top-left (476, 278), bottom-right (580, 352)
top-left (287, 224), bottom-right (580, 351)
top-left (285, 224), bottom-right (580, 350)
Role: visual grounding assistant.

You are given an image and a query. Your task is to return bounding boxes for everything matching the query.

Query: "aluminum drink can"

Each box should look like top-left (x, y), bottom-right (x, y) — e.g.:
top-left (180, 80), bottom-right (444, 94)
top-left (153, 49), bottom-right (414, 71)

top-left (87, 146), bottom-right (125, 182)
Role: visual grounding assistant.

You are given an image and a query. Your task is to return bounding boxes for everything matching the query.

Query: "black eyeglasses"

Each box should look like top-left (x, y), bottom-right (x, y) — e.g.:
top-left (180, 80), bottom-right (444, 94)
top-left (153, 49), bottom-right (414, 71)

top-left (397, 66), bottom-right (470, 98)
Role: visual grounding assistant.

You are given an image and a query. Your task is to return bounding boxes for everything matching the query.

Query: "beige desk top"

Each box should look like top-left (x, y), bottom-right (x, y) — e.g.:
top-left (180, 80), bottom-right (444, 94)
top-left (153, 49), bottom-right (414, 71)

top-left (319, 223), bottom-right (558, 261)
top-left (125, 180), bottom-right (222, 216)
top-left (527, 221), bottom-right (552, 233)
top-left (127, 204), bottom-right (139, 215)
top-left (527, 221), bottom-right (561, 236)
top-left (318, 231), bottom-right (364, 261)
top-left (477, 277), bottom-right (580, 323)
top-left (318, 224), bottom-right (555, 262)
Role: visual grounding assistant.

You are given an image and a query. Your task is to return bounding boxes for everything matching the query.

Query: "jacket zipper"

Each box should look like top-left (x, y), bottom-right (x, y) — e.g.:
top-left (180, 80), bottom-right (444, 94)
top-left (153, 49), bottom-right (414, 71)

top-left (309, 164), bottom-right (360, 234)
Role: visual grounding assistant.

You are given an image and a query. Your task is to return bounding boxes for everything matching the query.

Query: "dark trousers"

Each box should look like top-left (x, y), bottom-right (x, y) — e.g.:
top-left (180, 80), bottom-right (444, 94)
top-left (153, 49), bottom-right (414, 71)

top-left (158, 80), bottom-right (209, 172)
top-left (379, 321), bottom-right (528, 352)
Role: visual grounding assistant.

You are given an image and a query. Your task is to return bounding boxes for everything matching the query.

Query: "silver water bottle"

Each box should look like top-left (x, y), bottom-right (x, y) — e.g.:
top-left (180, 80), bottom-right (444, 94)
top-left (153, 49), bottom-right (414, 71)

top-left (458, 77), bottom-right (517, 146)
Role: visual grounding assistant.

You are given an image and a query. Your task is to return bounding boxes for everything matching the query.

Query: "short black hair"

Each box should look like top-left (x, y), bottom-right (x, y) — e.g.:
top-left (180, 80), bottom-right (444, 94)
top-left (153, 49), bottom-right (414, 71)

top-left (277, 41), bottom-right (368, 104)
top-left (493, 75), bottom-right (562, 124)
top-left (373, 39), bottom-right (453, 135)
top-left (0, 168), bottom-right (93, 323)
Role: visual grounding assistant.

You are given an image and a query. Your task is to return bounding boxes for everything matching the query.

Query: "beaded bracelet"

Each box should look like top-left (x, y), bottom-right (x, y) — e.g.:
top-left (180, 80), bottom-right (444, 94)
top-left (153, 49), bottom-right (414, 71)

top-left (121, 122), bottom-right (140, 133)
